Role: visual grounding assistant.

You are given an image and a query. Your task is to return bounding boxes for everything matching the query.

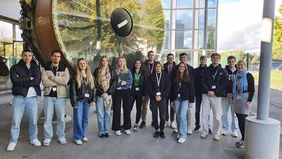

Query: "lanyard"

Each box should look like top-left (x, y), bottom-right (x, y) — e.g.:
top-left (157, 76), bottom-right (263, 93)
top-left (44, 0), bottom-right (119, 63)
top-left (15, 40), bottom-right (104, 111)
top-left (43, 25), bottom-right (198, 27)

top-left (156, 72), bottom-right (162, 88)
top-left (134, 73), bottom-right (141, 84)
top-left (150, 63), bottom-right (154, 73)
top-left (212, 67), bottom-right (219, 81)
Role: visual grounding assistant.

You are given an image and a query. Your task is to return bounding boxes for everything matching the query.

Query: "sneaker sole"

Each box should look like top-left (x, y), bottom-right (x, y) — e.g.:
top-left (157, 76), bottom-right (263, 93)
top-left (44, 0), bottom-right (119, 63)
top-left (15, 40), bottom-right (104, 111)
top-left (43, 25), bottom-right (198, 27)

top-left (43, 143), bottom-right (50, 146)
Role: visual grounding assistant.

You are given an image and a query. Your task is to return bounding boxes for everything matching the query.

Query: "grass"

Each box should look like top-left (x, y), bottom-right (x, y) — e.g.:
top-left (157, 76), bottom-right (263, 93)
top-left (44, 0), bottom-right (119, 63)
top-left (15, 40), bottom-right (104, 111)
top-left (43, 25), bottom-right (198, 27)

top-left (252, 70), bottom-right (282, 90)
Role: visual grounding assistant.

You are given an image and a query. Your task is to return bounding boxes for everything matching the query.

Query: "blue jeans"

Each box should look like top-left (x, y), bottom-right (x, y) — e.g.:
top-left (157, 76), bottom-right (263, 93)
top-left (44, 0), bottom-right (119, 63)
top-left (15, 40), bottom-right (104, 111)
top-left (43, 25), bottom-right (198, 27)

top-left (10, 96), bottom-right (38, 143)
top-left (221, 97), bottom-right (238, 133)
top-left (174, 98), bottom-right (189, 139)
top-left (73, 101), bottom-right (90, 140)
top-left (43, 97), bottom-right (66, 139)
top-left (96, 97), bottom-right (111, 134)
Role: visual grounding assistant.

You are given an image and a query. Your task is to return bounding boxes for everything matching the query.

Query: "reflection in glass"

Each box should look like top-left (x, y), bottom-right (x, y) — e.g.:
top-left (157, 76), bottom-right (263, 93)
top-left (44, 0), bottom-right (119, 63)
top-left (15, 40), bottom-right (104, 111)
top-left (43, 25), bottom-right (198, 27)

top-left (198, 9), bottom-right (204, 29)
top-left (164, 10), bottom-right (170, 29)
top-left (176, 10), bottom-right (193, 29)
top-left (175, 30), bottom-right (192, 49)
top-left (199, 0), bottom-right (205, 8)
top-left (0, 21), bottom-right (12, 39)
top-left (175, 51), bottom-right (192, 64)
top-left (208, 0), bottom-right (217, 8)
top-left (176, 0), bottom-right (193, 8)
top-left (208, 9), bottom-right (216, 29)
top-left (52, 0), bottom-right (165, 71)
top-left (162, 0), bottom-right (170, 8)
top-left (207, 29), bottom-right (215, 49)
top-left (16, 25), bottom-right (23, 41)
top-left (198, 29), bottom-right (204, 49)
top-left (164, 30), bottom-right (170, 49)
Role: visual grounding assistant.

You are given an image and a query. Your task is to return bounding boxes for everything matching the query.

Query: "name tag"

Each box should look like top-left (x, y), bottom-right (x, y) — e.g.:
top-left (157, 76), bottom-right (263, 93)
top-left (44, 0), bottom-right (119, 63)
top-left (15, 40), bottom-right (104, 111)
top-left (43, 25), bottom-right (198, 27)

top-left (117, 87), bottom-right (121, 90)
top-left (178, 94), bottom-right (180, 98)
top-left (52, 87), bottom-right (57, 91)
top-left (156, 92), bottom-right (161, 96)
top-left (135, 87), bottom-right (140, 91)
top-left (212, 85), bottom-right (216, 89)
top-left (85, 93), bottom-right (90, 98)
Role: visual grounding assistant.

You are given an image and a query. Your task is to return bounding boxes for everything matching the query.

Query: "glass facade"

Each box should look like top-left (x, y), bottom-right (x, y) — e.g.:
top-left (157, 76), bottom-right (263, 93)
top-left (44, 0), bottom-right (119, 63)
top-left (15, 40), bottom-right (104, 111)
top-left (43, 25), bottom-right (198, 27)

top-left (162, 0), bottom-right (218, 66)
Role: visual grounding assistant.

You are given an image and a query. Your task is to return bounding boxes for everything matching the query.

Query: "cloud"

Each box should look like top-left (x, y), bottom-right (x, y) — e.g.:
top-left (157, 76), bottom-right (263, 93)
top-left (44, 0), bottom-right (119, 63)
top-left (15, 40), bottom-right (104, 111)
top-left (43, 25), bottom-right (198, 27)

top-left (218, 0), bottom-right (282, 52)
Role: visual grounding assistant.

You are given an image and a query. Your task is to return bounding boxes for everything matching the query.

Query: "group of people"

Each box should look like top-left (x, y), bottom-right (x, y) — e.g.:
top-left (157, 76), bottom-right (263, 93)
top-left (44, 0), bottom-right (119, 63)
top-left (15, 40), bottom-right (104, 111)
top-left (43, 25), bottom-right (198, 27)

top-left (6, 49), bottom-right (254, 152)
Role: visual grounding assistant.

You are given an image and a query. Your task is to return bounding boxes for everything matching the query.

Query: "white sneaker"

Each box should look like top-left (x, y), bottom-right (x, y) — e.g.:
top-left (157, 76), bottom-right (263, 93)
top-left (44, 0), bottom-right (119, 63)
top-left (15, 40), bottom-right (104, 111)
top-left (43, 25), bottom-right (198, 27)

top-left (178, 138), bottom-right (186, 144)
top-left (201, 133), bottom-right (207, 139)
top-left (221, 130), bottom-right (228, 136)
top-left (165, 121), bottom-right (170, 127)
top-left (43, 139), bottom-right (51, 146)
top-left (125, 130), bottom-right (131, 135)
top-left (232, 132), bottom-right (238, 138)
top-left (82, 137), bottom-right (88, 142)
top-left (187, 127), bottom-right (192, 135)
top-left (115, 130), bottom-right (121, 136)
top-left (58, 138), bottom-right (67, 144)
top-left (7, 143), bottom-right (16, 151)
top-left (170, 122), bottom-right (176, 129)
top-left (74, 140), bottom-right (82, 145)
top-left (30, 139), bottom-right (41, 146)
top-left (213, 134), bottom-right (220, 141)
top-left (173, 128), bottom-right (178, 133)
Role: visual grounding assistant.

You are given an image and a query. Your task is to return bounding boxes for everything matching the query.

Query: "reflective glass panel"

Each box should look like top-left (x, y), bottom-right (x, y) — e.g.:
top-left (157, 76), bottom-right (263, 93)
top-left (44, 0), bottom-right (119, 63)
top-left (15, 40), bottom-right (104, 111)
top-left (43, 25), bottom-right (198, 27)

top-left (176, 10), bottom-right (193, 29)
top-left (208, 9), bottom-right (216, 29)
top-left (175, 30), bottom-right (193, 49)
top-left (162, 0), bottom-right (170, 8)
top-left (177, 0), bottom-right (193, 8)
top-left (52, 0), bottom-right (165, 71)
top-left (207, 29), bottom-right (215, 49)
top-left (198, 29), bottom-right (204, 49)
top-left (199, 9), bottom-right (204, 29)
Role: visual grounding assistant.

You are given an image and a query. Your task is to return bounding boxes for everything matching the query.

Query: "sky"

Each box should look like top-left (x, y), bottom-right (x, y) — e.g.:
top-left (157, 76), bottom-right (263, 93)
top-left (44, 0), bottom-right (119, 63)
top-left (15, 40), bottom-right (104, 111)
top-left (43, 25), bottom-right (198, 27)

top-left (217, 0), bottom-right (282, 52)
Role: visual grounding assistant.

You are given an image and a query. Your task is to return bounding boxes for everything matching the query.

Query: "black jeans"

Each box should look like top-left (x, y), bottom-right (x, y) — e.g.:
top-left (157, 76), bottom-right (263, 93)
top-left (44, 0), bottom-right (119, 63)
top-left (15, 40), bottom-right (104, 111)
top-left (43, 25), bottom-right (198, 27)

top-left (131, 91), bottom-right (142, 124)
top-left (112, 89), bottom-right (132, 131)
top-left (151, 98), bottom-right (166, 132)
top-left (236, 113), bottom-right (248, 141)
top-left (195, 95), bottom-right (202, 128)
top-left (165, 99), bottom-right (175, 123)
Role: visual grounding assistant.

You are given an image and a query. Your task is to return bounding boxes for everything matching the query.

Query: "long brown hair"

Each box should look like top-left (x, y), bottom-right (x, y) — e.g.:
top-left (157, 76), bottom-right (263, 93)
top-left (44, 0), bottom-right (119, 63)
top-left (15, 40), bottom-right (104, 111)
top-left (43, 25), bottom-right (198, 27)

top-left (97, 55), bottom-right (110, 85)
top-left (76, 58), bottom-right (94, 89)
top-left (115, 57), bottom-right (129, 75)
top-left (174, 62), bottom-right (190, 82)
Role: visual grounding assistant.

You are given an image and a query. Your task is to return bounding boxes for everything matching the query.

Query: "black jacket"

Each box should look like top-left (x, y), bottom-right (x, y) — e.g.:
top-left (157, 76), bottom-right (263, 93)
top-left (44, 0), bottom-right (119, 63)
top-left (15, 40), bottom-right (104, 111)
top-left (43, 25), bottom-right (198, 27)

top-left (163, 62), bottom-right (176, 77)
top-left (147, 71), bottom-right (171, 99)
top-left (69, 76), bottom-right (96, 107)
top-left (131, 71), bottom-right (146, 96)
top-left (201, 64), bottom-right (228, 97)
top-left (170, 74), bottom-right (195, 102)
top-left (10, 59), bottom-right (41, 97)
top-left (224, 65), bottom-right (237, 95)
top-left (93, 67), bottom-right (116, 96)
top-left (141, 60), bottom-right (156, 78)
top-left (194, 64), bottom-right (207, 96)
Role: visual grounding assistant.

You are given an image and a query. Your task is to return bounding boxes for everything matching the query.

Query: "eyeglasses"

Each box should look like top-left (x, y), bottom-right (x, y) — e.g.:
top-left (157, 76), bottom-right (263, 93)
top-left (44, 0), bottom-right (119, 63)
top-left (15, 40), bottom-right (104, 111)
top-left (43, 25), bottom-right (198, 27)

top-left (228, 61), bottom-right (235, 63)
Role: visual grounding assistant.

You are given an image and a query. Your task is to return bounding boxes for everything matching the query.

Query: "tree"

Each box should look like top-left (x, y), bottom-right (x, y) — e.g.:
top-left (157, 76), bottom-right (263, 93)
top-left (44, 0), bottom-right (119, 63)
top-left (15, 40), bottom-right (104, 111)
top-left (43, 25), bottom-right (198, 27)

top-left (273, 4), bottom-right (282, 61)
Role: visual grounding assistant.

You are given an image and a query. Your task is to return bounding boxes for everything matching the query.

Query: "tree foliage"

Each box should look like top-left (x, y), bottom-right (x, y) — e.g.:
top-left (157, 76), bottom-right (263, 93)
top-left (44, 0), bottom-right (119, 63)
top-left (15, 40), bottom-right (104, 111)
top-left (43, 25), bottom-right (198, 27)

top-left (273, 4), bottom-right (282, 61)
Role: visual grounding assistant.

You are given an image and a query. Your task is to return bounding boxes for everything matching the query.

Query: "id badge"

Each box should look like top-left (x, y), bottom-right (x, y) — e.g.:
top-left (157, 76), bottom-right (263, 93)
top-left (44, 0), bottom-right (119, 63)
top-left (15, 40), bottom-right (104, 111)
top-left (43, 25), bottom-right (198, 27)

top-left (85, 93), bottom-right (90, 98)
top-left (156, 92), bottom-right (161, 96)
top-left (135, 87), bottom-right (140, 91)
top-left (212, 85), bottom-right (216, 89)
top-left (236, 95), bottom-right (241, 99)
top-left (117, 87), bottom-right (121, 90)
top-left (178, 94), bottom-right (180, 98)
top-left (52, 87), bottom-right (57, 91)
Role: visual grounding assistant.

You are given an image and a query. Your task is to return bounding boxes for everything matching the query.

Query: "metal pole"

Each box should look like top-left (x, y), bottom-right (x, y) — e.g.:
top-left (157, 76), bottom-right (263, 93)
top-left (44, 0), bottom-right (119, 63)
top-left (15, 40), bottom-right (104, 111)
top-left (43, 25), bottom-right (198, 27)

top-left (203, 0), bottom-right (208, 51)
top-left (246, 53), bottom-right (249, 70)
top-left (257, 0), bottom-right (275, 120)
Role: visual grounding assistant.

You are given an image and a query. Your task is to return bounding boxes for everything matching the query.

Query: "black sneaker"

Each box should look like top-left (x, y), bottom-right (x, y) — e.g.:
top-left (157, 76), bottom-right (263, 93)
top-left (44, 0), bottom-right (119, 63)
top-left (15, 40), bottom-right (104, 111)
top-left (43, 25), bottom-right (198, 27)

top-left (139, 121), bottom-right (146, 129)
top-left (160, 132), bottom-right (165, 139)
top-left (99, 134), bottom-right (105, 138)
top-left (236, 140), bottom-right (244, 149)
top-left (133, 124), bottom-right (138, 132)
top-left (153, 131), bottom-right (160, 138)
top-left (104, 133), bottom-right (109, 138)
top-left (209, 128), bottom-right (212, 134)
top-left (193, 126), bottom-right (201, 133)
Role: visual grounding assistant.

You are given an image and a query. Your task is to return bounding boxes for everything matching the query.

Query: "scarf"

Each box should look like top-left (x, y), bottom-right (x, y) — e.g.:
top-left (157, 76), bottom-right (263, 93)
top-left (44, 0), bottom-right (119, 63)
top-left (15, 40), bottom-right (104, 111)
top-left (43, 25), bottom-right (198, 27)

top-left (232, 70), bottom-right (248, 99)
top-left (101, 68), bottom-right (111, 93)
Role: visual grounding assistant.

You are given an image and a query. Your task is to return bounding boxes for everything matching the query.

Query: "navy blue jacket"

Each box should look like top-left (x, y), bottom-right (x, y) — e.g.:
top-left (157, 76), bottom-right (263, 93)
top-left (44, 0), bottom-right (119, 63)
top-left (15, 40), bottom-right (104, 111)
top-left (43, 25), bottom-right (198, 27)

top-left (171, 63), bottom-right (195, 82)
top-left (147, 71), bottom-right (171, 99)
top-left (194, 64), bottom-right (207, 96)
top-left (10, 60), bottom-right (41, 97)
top-left (201, 64), bottom-right (228, 97)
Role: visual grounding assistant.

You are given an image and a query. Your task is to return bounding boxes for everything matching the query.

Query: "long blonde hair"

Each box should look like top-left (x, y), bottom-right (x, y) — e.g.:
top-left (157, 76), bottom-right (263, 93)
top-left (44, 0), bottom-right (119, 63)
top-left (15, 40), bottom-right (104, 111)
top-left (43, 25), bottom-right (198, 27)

top-left (115, 57), bottom-right (128, 75)
top-left (97, 56), bottom-right (110, 84)
top-left (76, 58), bottom-right (94, 89)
